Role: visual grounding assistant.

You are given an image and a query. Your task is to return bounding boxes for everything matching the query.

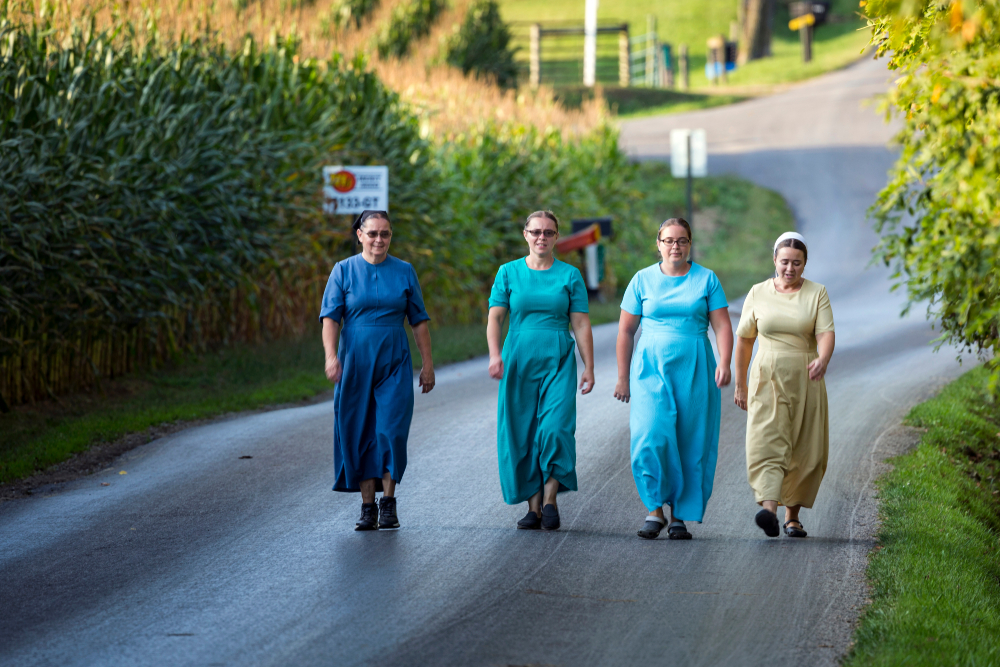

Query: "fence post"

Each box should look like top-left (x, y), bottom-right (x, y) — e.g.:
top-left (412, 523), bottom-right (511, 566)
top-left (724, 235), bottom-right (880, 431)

top-left (530, 23), bottom-right (541, 88)
top-left (645, 14), bottom-right (657, 87)
top-left (618, 25), bottom-right (630, 87)
top-left (679, 43), bottom-right (689, 90)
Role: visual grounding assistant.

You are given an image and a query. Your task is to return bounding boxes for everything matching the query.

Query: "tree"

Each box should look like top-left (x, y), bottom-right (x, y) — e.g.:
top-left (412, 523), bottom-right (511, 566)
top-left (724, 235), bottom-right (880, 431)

top-left (738, 0), bottom-right (775, 64)
top-left (865, 0), bottom-right (1000, 391)
top-left (445, 0), bottom-right (519, 89)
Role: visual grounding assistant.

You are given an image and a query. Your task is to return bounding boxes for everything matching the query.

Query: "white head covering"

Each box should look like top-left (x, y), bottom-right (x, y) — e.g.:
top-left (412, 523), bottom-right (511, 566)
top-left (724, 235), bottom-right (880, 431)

top-left (774, 231), bottom-right (806, 252)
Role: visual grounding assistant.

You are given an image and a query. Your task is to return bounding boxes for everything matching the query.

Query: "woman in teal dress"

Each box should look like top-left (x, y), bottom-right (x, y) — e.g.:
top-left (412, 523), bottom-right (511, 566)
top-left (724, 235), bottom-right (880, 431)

top-left (614, 218), bottom-right (733, 540)
top-left (487, 210), bottom-right (595, 531)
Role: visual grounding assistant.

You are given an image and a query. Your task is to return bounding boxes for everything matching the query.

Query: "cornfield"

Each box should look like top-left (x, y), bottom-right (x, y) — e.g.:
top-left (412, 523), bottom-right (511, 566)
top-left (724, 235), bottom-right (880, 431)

top-left (0, 8), bottom-right (632, 409)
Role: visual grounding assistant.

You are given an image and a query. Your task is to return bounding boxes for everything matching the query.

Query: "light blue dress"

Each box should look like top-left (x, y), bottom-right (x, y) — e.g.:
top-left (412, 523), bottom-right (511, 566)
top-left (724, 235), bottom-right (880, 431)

top-left (489, 258), bottom-right (589, 504)
top-left (621, 262), bottom-right (728, 521)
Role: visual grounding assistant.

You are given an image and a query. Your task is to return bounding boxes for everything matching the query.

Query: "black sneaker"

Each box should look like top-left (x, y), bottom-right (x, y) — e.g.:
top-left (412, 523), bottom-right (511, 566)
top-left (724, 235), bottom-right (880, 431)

top-left (378, 496), bottom-right (400, 529)
top-left (541, 504), bottom-right (560, 531)
top-left (356, 502), bottom-right (379, 531)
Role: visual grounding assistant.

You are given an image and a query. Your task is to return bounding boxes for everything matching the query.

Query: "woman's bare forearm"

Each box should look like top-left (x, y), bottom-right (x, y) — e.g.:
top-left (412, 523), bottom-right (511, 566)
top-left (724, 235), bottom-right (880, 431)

top-left (322, 318), bottom-right (341, 361)
top-left (487, 307), bottom-right (507, 359)
top-left (816, 331), bottom-right (835, 365)
top-left (570, 313), bottom-right (594, 371)
top-left (412, 321), bottom-right (434, 369)
top-left (734, 337), bottom-right (755, 386)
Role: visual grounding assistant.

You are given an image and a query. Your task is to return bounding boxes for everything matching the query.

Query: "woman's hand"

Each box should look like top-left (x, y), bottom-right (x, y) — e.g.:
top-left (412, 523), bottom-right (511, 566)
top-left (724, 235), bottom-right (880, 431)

top-left (807, 356), bottom-right (828, 381)
top-left (614, 378), bottom-right (630, 403)
top-left (419, 366), bottom-right (436, 393)
top-left (325, 356), bottom-right (342, 384)
top-left (734, 383), bottom-right (748, 411)
top-left (579, 367), bottom-right (595, 395)
top-left (715, 365), bottom-right (732, 388)
top-left (488, 355), bottom-right (504, 380)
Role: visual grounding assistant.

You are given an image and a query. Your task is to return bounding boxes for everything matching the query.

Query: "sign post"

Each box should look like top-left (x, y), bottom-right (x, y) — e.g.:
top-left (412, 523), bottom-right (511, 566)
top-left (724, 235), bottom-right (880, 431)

top-left (583, 0), bottom-right (599, 86)
top-left (322, 166), bottom-right (389, 215)
top-left (669, 129), bottom-right (707, 256)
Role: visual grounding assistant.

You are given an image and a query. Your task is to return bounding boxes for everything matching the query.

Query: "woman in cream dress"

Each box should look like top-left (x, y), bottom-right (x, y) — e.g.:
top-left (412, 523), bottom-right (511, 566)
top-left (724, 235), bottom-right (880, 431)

top-left (733, 232), bottom-right (835, 538)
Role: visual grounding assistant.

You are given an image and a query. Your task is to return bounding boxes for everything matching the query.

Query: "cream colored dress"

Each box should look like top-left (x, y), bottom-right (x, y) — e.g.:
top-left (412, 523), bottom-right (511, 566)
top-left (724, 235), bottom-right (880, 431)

top-left (736, 278), bottom-right (834, 507)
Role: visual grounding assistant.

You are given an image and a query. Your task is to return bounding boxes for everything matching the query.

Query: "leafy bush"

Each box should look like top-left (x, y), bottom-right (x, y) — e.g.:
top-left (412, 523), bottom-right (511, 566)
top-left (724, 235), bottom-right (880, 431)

top-left (445, 0), bottom-right (519, 89)
top-left (318, 0), bottom-right (380, 36)
top-left (376, 0), bottom-right (448, 59)
top-left (864, 0), bottom-right (1000, 391)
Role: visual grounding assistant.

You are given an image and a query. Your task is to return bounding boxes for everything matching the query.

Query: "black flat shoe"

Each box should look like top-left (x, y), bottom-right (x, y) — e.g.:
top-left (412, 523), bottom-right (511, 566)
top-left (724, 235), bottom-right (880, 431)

top-left (755, 508), bottom-right (780, 537)
top-left (541, 504), bottom-right (560, 531)
top-left (356, 502), bottom-right (379, 531)
top-left (517, 511), bottom-right (541, 530)
top-left (667, 521), bottom-right (692, 540)
top-left (637, 516), bottom-right (665, 539)
top-left (783, 520), bottom-right (807, 538)
top-left (378, 496), bottom-right (399, 529)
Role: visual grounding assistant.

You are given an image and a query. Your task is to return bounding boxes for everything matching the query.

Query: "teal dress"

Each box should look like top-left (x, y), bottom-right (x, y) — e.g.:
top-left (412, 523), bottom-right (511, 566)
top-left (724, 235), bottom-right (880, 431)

top-left (621, 262), bottom-right (728, 521)
top-left (489, 258), bottom-right (589, 505)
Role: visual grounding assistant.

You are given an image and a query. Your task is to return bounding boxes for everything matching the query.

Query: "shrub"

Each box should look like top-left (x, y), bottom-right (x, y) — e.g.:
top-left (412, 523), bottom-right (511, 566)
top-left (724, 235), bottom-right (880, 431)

top-left (318, 0), bottom-right (380, 36)
top-left (445, 0), bottom-right (519, 89)
top-left (376, 0), bottom-right (448, 59)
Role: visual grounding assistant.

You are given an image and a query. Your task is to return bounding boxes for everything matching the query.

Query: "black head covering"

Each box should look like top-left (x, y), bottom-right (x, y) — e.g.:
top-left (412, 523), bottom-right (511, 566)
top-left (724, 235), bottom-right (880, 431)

top-left (352, 210), bottom-right (390, 231)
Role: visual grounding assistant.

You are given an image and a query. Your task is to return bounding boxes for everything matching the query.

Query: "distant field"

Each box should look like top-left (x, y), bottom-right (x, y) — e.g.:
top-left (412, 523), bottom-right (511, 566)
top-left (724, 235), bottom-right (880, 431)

top-left (499, 0), bottom-right (870, 113)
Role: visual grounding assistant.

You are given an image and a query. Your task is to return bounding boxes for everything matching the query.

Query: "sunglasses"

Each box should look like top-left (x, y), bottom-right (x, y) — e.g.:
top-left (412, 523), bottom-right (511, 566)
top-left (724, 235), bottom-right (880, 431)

top-left (363, 230), bottom-right (392, 239)
top-left (526, 229), bottom-right (557, 238)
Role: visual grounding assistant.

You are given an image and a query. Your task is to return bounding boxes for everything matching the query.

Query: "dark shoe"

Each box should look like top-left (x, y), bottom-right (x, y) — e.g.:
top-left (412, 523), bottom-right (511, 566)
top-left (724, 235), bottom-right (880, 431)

top-left (755, 508), bottom-right (780, 537)
top-left (541, 504), bottom-right (560, 531)
top-left (667, 520), bottom-right (692, 540)
top-left (637, 516), bottom-right (665, 539)
top-left (378, 496), bottom-right (399, 529)
top-left (517, 510), bottom-right (541, 530)
top-left (783, 520), bottom-right (807, 538)
top-left (356, 502), bottom-right (379, 531)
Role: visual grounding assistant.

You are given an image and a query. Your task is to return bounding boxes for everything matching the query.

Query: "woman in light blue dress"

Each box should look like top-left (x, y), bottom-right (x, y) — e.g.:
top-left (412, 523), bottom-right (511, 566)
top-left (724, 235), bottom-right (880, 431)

top-left (614, 218), bottom-right (733, 540)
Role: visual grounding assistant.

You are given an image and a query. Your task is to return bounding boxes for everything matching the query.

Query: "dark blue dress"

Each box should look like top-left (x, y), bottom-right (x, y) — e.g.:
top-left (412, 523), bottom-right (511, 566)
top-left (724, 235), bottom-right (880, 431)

top-left (319, 254), bottom-right (430, 492)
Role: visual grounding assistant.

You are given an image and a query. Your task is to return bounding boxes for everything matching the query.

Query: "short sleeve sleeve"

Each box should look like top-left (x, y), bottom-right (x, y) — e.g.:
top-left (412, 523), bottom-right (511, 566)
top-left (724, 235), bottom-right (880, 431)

top-left (568, 266), bottom-right (589, 313)
top-left (488, 265), bottom-right (510, 310)
top-left (815, 286), bottom-right (835, 334)
top-left (735, 286), bottom-right (758, 338)
top-left (620, 272), bottom-right (643, 316)
top-left (319, 263), bottom-right (345, 323)
top-left (405, 265), bottom-right (431, 327)
top-left (706, 271), bottom-right (728, 311)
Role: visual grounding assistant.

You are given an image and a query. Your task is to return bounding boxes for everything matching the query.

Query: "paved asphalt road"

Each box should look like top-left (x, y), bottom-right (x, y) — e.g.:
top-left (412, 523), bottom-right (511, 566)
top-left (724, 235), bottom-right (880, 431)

top-left (0, 57), bottom-right (971, 667)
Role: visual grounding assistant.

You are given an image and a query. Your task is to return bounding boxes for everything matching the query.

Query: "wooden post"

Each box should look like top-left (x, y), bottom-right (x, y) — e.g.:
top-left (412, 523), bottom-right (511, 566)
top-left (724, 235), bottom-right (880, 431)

top-left (645, 14), bottom-right (657, 87)
top-left (618, 26), bottom-right (630, 87)
top-left (529, 23), bottom-right (541, 88)
top-left (801, 23), bottom-right (812, 62)
top-left (679, 43), bottom-right (689, 90)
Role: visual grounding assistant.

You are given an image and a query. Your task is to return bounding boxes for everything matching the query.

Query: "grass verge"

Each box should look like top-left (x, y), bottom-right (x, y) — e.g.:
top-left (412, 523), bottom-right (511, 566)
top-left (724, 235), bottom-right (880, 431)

top-left (0, 170), bottom-right (790, 486)
top-left (845, 366), bottom-right (1000, 666)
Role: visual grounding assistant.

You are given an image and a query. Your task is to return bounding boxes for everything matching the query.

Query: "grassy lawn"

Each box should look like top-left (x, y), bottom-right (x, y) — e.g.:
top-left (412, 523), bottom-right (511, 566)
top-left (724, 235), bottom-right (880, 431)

top-left (845, 366), bottom-right (1000, 666)
top-left (500, 0), bottom-right (871, 116)
top-left (0, 170), bottom-right (791, 486)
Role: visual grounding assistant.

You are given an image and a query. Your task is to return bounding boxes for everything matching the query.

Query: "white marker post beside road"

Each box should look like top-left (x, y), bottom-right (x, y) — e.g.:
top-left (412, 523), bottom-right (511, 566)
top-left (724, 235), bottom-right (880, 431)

top-left (669, 128), bottom-right (707, 255)
top-left (322, 166), bottom-right (389, 215)
top-left (583, 0), bottom-right (599, 87)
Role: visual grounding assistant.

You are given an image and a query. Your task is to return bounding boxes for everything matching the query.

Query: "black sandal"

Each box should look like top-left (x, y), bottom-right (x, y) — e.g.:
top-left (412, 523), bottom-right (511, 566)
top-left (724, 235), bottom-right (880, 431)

top-left (783, 520), bottom-right (808, 538)
top-left (541, 504), bottom-right (560, 531)
top-left (637, 516), bottom-right (665, 539)
top-left (667, 521), bottom-right (692, 540)
top-left (755, 508), bottom-right (780, 537)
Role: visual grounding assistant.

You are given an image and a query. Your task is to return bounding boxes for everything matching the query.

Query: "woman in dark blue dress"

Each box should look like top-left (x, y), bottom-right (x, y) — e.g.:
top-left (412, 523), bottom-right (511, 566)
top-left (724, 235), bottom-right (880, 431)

top-left (320, 210), bottom-right (435, 531)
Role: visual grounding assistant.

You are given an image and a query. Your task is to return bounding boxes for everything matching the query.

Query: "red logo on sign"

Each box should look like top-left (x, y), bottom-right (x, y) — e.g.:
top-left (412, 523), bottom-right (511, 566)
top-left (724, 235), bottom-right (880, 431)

top-left (330, 170), bottom-right (356, 193)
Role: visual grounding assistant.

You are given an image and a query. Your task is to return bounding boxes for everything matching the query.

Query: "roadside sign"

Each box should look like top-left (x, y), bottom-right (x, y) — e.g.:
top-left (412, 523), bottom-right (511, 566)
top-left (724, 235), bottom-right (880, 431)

top-left (670, 129), bottom-right (707, 178)
top-left (788, 13), bottom-right (815, 30)
top-left (322, 166), bottom-right (388, 215)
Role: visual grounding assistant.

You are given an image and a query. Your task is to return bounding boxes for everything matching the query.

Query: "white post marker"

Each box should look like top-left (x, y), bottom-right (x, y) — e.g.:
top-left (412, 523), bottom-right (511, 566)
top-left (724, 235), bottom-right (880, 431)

top-left (322, 166), bottom-right (389, 214)
top-left (583, 0), bottom-right (599, 87)
top-left (669, 129), bottom-right (707, 258)
top-left (584, 243), bottom-right (600, 290)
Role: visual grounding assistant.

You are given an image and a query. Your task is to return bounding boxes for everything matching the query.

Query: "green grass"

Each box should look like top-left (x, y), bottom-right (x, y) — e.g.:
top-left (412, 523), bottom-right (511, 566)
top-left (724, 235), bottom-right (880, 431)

top-left (845, 366), bottom-right (1000, 666)
top-left (499, 0), bottom-right (871, 115)
top-left (0, 168), bottom-right (791, 485)
top-left (556, 86), bottom-right (748, 118)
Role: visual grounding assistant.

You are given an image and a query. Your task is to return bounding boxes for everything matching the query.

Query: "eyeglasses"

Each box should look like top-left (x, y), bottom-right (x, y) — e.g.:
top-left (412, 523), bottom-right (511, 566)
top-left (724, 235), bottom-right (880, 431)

top-left (364, 230), bottom-right (392, 239)
top-left (526, 229), bottom-right (557, 238)
top-left (658, 237), bottom-right (690, 247)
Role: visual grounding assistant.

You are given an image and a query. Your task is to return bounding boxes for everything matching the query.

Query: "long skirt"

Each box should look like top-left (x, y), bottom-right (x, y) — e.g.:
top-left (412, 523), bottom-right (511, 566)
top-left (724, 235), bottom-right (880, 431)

top-left (496, 328), bottom-right (578, 505)
top-left (332, 324), bottom-right (414, 492)
top-left (629, 332), bottom-right (721, 522)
